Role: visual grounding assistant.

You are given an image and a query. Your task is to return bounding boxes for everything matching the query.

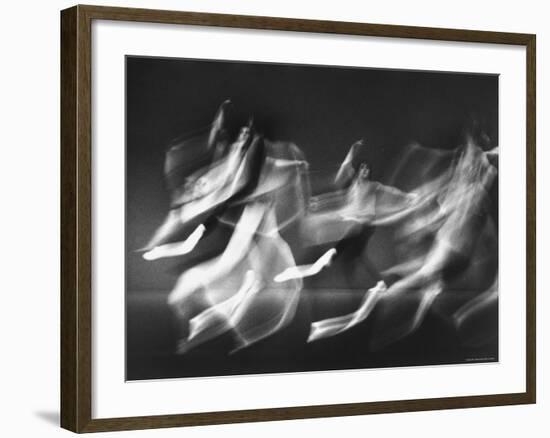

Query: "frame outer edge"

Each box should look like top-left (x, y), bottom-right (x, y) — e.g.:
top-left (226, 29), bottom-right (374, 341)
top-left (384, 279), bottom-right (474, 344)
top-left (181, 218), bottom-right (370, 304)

top-left (77, 3), bottom-right (94, 432)
top-left (61, 4), bottom-right (94, 433)
top-left (77, 4), bottom-right (533, 45)
top-left (60, 5), bottom-right (79, 433)
top-left (525, 34), bottom-right (536, 404)
top-left (60, 4), bottom-right (537, 432)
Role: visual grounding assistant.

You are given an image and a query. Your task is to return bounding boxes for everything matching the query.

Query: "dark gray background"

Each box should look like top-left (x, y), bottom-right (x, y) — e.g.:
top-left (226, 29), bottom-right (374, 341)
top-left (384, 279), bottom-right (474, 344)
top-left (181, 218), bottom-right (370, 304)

top-left (126, 56), bottom-right (498, 380)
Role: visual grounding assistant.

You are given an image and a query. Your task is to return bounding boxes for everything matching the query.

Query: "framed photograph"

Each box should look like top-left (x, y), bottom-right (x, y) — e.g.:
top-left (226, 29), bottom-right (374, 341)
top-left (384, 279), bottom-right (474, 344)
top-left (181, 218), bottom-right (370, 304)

top-left (60, 4), bottom-right (536, 433)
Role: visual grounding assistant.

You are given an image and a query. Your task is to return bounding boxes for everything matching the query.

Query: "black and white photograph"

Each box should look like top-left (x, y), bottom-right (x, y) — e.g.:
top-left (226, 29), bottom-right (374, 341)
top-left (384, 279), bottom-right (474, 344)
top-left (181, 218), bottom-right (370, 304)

top-left (125, 56), bottom-right (499, 381)
top-left (1, 0), bottom-right (544, 435)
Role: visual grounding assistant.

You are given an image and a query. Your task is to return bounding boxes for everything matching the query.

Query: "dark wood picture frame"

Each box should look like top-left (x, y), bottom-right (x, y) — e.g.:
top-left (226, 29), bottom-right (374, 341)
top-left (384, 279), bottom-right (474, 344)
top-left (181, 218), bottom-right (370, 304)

top-left (61, 4), bottom-right (536, 433)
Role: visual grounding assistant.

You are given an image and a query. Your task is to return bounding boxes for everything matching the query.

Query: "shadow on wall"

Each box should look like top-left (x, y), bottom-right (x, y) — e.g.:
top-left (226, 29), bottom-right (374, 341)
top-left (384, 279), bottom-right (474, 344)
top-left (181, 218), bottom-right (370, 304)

top-left (34, 411), bottom-right (59, 427)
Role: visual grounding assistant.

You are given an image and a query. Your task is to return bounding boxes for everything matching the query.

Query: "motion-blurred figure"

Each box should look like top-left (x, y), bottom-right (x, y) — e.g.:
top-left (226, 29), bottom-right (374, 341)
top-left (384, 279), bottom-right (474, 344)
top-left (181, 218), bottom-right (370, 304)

top-left (141, 101), bottom-right (499, 356)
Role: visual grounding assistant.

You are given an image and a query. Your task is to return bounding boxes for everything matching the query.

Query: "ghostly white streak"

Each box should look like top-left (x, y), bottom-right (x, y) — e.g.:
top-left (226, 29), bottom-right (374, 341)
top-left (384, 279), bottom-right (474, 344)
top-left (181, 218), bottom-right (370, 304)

top-left (270, 157), bottom-right (308, 169)
top-left (334, 139), bottom-right (367, 188)
top-left (220, 143), bottom-right (311, 237)
top-left (302, 173), bottom-right (418, 247)
top-left (366, 141), bottom-right (497, 348)
top-left (143, 102), bottom-right (499, 355)
top-left (167, 203), bottom-right (266, 305)
top-left (307, 139), bottom-right (497, 346)
top-left (338, 167), bottom-right (376, 222)
top-left (366, 281), bottom-right (443, 351)
top-left (142, 224), bottom-right (206, 260)
top-left (485, 146), bottom-right (499, 168)
top-left (411, 282), bottom-right (443, 330)
top-left (230, 207), bottom-right (302, 352)
top-left (386, 142), bottom-right (457, 191)
top-left (174, 140), bottom-right (254, 223)
top-left (177, 270), bottom-right (262, 354)
top-left (207, 99), bottom-right (231, 150)
top-left (142, 209), bottom-right (182, 251)
top-left (175, 205), bottom-right (302, 354)
top-left (308, 280), bottom-right (387, 342)
top-left (454, 278), bottom-right (498, 328)
top-left (274, 248), bottom-right (337, 283)
top-left (143, 131), bottom-right (254, 250)
top-left (382, 257), bottom-right (425, 278)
